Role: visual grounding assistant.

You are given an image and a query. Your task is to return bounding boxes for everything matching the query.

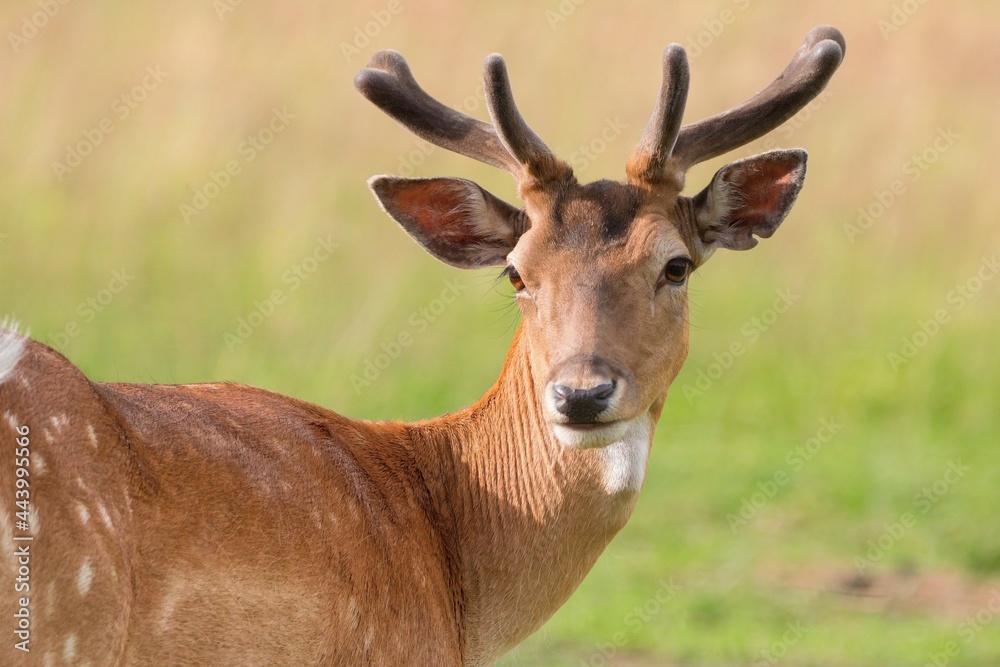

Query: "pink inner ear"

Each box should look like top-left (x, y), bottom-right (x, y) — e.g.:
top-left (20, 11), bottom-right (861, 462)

top-left (722, 152), bottom-right (805, 242)
top-left (736, 158), bottom-right (799, 225)
top-left (373, 175), bottom-right (523, 269)
top-left (393, 181), bottom-right (479, 245)
top-left (696, 150), bottom-right (806, 252)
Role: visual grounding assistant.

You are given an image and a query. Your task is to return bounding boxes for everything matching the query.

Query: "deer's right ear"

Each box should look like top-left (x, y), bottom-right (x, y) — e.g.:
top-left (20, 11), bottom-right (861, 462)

top-left (369, 176), bottom-right (527, 269)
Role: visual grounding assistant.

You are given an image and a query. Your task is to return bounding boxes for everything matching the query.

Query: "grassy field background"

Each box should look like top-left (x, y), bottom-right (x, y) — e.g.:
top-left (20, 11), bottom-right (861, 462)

top-left (2, 1), bottom-right (999, 665)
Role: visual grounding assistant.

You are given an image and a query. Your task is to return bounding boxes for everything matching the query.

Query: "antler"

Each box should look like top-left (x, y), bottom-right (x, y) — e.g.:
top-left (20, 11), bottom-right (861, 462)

top-left (627, 44), bottom-right (690, 184)
top-left (483, 55), bottom-right (572, 182)
top-left (355, 50), bottom-right (571, 184)
top-left (628, 25), bottom-right (846, 183)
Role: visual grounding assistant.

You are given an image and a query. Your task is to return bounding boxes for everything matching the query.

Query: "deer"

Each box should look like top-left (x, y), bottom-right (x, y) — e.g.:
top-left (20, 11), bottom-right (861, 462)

top-left (0, 25), bottom-right (843, 666)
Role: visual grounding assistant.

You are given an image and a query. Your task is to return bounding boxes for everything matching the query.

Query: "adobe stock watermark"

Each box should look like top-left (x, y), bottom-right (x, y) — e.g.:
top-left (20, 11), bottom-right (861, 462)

top-left (726, 418), bottom-right (842, 532)
top-left (350, 279), bottom-right (466, 394)
top-left (11, 420), bottom-right (34, 653)
top-left (879, 0), bottom-right (931, 41)
top-left (52, 65), bottom-right (168, 182)
top-left (568, 117), bottom-right (627, 175)
top-left (46, 269), bottom-right (135, 352)
top-left (684, 0), bottom-right (752, 60)
top-left (8, 0), bottom-right (72, 53)
top-left (843, 126), bottom-right (959, 244)
top-left (751, 621), bottom-right (807, 667)
top-left (853, 460), bottom-right (969, 574)
top-left (223, 235), bottom-right (339, 351)
top-left (758, 90), bottom-right (833, 152)
top-left (924, 589), bottom-right (1000, 667)
top-left (179, 107), bottom-right (295, 223)
top-left (213, 0), bottom-right (242, 20)
top-left (392, 83), bottom-right (486, 177)
top-left (339, 0), bottom-right (403, 63)
top-left (395, 137), bottom-right (443, 178)
top-left (545, 0), bottom-right (587, 30)
top-left (386, 91), bottom-right (617, 180)
top-left (887, 254), bottom-right (999, 372)
top-left (579, 579), bottom-right (681, 667)
top-left (682, 287), bottom-right (798, 402)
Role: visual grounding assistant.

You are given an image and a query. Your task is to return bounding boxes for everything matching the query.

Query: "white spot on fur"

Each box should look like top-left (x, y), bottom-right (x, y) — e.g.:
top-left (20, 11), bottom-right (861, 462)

top-left (42, 653), bottom-right (55, 667)
top-left (29, 504), bottom-right (40, 536)
top-left (347, 595), bottom-right (360, 629)
top-left (98, 503), bottom-right (114, 531)
top-left (0, 513), bottom-right (13, 568)
top-left (0, 320), bottom-right (26, 385)
top-left (33, 452), bottom-right (47, 474)
top-left (78, 558), bottom-right (93, 595)
top-left (4, 411), bottom-right (20, 432)
top-left (77, 503), bottom-right (90, 524)
top-left (50, 414), bottom-right (69, 433)
top-left (45, 582), bottom-right (56, 620)
top-left (86, 423), bottom-right (98, 448)
top-left (43, 428), bottom-right (54, 444)
top-left (158, 595), bottom-right (177, 632)
top-left (157, 579), bottom-right (184, 632)
top-left (63, 634), bottom-right (77, 661)
top-left (598, 417), bottom-right (652, 495)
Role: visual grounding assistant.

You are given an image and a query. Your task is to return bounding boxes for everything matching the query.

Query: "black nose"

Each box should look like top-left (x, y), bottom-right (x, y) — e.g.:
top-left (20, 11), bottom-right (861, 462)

top-left (552, 381), bottom-right (616, 424)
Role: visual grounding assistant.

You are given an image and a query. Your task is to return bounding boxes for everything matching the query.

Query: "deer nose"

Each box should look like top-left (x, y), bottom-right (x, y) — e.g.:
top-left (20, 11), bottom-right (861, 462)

top-left (552, 381), bottom-right (616, 423)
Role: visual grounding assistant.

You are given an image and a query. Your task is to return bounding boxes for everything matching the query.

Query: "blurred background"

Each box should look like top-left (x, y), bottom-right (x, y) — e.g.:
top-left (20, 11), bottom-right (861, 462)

top-left (1, 1), bottom-right (998, 664)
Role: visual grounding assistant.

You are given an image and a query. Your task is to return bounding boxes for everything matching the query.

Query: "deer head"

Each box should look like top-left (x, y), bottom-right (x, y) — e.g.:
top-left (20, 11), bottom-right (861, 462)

top-left (355, 26), bottom-right (844, 451)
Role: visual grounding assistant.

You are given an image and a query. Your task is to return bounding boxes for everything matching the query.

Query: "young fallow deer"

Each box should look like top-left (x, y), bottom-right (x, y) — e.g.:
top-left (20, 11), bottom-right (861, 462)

top-left (0, 26), bottom-right (843, 666)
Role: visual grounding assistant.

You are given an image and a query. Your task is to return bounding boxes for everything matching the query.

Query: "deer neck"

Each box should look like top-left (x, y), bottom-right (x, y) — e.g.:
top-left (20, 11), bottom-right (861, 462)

top-left (413, 325), bottom-right (655, 663)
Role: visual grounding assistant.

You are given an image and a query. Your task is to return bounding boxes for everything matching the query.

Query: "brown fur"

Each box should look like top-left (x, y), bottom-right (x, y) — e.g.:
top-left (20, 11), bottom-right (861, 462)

top-left (0, 330), bottom-right (643, 665)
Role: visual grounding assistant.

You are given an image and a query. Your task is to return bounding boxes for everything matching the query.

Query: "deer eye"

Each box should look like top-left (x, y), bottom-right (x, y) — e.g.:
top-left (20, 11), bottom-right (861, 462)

top-left (504, 265), bottom-right (526, 292)
top-left (662, 257), bottom-right (693, 286)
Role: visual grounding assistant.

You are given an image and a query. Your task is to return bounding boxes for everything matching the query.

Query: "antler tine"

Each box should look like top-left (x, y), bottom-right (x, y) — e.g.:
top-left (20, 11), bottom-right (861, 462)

top-left (484, 54), bottom-right (572, 183)
top-left (354, 50), bottom-right (521, 174)
top-left (626, 43), bottom-right (690, 185)
top-left (671, 25), bottom-right (846, 170)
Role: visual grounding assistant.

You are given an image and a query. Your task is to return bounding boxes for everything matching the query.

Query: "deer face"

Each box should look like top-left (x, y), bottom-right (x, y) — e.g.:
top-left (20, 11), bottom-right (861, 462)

top-left (358, 28), bottom-right (843, 448)
top-left (509, 179), bottom-right (696, 448)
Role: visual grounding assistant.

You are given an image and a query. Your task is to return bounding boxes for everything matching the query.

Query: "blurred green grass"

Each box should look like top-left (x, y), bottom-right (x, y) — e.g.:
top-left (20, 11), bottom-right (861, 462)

top-left (2, 1), bottom-right (999, 665)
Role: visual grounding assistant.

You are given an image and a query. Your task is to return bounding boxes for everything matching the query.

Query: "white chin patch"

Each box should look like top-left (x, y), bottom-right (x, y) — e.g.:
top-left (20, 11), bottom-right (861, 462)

top-left (551, 420), bottom-right (630, 450)
top-left (552, 417), bottom-right (651, 495)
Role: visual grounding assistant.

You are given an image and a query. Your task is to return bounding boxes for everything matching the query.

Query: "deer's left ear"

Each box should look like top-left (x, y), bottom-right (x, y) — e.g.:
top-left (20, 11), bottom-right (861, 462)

top-left (692, 149), bottom-right (807, 252)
